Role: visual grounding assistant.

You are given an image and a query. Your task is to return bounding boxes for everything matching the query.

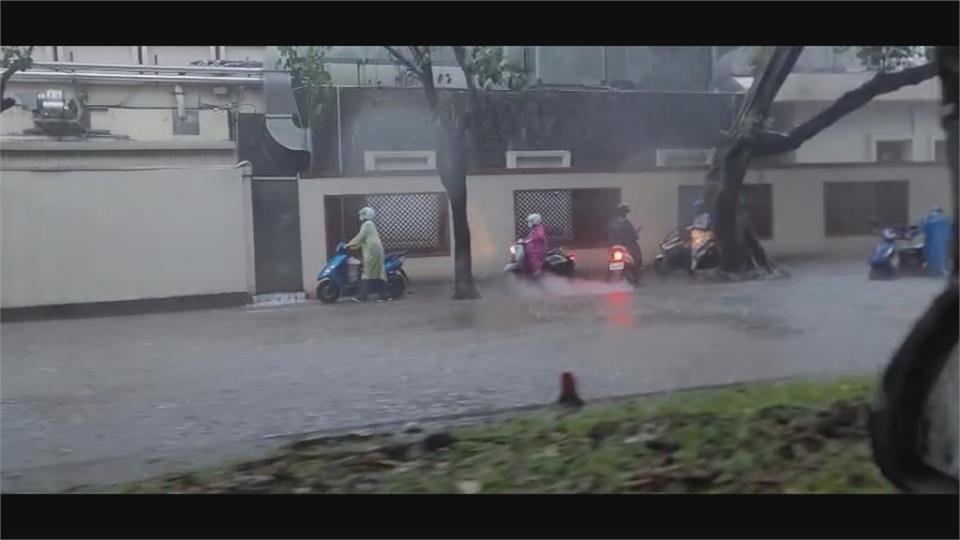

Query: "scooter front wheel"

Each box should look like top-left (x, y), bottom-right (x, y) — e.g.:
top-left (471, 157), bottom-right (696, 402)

top-left (316, 279), bottom-right (341, 304)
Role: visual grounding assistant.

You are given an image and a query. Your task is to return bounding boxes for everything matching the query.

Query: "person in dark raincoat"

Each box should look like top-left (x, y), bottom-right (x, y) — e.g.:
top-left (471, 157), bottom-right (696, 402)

top-left (608, 203), bottom-right (643, 268)
top-left (920, 206), bottom-right (952, 276)
top-left (346, 206), bottom-right (389, 302)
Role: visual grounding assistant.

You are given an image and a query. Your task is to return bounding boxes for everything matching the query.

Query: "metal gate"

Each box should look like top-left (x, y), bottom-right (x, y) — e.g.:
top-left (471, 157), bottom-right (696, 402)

top-left (252, 176), bottom-right (304, 294)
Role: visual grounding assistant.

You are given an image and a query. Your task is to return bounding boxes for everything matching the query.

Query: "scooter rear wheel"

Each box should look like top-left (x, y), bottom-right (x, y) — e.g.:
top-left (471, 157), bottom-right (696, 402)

top-left (654, 257), bottom-right (669, 278)
top-left (387, 273), bottom-right (406, 299)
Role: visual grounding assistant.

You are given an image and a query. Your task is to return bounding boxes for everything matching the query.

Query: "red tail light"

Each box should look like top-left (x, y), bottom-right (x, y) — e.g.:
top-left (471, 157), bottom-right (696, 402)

top-left (612, 250), bottom-right (623, 262)
top-left (569, 252), bottom-right (576, 261)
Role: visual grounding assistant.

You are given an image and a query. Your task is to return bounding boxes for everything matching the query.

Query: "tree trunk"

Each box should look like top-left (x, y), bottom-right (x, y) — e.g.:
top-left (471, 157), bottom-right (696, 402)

top-left (935, 47), bottom-right (958, 277)
top-left (708, 46), bottom-right (804, 272)
top-left (448, 184), bottom-right (479, 299)
top-left (436, 123), bottom-right (480, 299)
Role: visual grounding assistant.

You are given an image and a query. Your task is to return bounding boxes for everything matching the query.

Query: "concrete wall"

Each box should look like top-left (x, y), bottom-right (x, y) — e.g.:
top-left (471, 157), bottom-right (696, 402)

top-left (298, 163), bottom-right (952, 293)
top-left (789, 101), bottom-right (944, 164)
top-left (0, 166), bottom-right (254, 308)
top-left (2, 81), bottom-right (264, 143)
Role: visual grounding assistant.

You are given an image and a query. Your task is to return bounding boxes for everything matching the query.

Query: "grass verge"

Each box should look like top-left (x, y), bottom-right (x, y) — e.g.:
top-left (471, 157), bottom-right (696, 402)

top-left (118, 375), bottom-right (890, 494)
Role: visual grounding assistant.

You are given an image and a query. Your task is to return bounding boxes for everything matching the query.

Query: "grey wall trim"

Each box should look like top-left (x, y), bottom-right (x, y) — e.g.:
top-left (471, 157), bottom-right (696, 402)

top-left (0, 140), bottom-right (236, 152)
top-left (1, 292), bottom-right (251, 323)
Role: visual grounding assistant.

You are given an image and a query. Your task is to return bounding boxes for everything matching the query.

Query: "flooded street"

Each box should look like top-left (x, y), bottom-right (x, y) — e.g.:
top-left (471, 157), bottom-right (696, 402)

top-left (0, 261), bottom-right (945, 491)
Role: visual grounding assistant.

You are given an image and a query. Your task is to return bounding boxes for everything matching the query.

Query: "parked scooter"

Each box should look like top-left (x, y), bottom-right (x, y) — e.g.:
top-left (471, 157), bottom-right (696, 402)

top-left (504, 240), bottom-right (576, 278)
top-left (653, 226), bottom-right (719, 277)
top-left (316, 241), bottom-right (408, 303)
top-left (607, 245), bottom-right (641, 285)
top-left (868, 226), bottom-right (925, 280)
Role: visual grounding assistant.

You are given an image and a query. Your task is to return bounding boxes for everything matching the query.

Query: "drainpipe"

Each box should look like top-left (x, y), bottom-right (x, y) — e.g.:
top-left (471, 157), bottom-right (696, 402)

top-left (534, 46), bottom-right (541, 83)
top-left (174, 84), bottom-right (186, 120)
top-left (336, 85), bottom-right (343, 175)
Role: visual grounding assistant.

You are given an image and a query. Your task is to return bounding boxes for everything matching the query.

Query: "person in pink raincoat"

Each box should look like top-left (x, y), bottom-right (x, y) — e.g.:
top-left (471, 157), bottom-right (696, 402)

top-left (523, 213), bottom-right (548, 278)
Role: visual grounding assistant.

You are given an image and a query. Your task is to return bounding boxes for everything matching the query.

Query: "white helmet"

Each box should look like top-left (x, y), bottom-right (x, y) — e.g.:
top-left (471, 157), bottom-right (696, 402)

top-left (526, 213), bottom-right (543, 227)
top-left (358, 207), bottom-right (376, 222)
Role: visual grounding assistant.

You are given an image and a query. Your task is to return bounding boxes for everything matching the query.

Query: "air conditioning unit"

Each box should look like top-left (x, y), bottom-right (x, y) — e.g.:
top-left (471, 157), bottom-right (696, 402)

top-left (656, 149), bottom-right (714, 168)
top-left (32, 89), bottom-right (89, 135)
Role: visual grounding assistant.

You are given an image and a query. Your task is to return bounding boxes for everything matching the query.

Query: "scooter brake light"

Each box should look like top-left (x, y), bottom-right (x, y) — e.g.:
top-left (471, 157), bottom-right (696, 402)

top-left (612, 250), bottom-right (623, 262)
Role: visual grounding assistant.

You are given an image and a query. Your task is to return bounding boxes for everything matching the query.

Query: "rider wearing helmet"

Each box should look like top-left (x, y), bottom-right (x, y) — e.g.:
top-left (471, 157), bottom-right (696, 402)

top-left (690, 199), bottom-right (711, 231)
top-left (608, 203), bottom-right (643, 268)
top-left (523, 213), bottom-right (548, 278)
top-left (346, 206), bottom-right (388, 302)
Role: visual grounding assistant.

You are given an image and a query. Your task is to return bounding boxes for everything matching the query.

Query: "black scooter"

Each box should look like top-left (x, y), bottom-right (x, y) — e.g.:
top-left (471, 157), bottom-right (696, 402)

top-left (653, 227), bottom-right (719, 277)
top-left (504, 240), bottom-right (577, 278)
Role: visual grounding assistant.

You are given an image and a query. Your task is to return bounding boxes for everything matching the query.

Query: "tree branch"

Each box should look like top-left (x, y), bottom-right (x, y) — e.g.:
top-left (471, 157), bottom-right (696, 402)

top-left (1, 47), bottom-right (34, 113)
top-left (384, 46), bottom-right (422, 78)
top-left (411, 47), bottom-right (438, 111)
top-left (753, 62), bottom-right (938, 156)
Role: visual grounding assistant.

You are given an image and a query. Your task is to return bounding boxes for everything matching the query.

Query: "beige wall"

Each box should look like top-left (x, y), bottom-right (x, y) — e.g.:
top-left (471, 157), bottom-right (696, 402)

top-left (1, 161), bottom-right (948, 308)
top-left (790, 101), bottom-right (943, 164)
top-left (0, 166), bottom-right (253, 308)
top-left (299, 163), bottom-right (952, 293)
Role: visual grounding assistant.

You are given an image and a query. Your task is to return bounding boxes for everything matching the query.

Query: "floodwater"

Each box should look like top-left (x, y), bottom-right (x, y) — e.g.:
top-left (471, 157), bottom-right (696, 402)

top-left (0, 261), bottom-right (945, 491)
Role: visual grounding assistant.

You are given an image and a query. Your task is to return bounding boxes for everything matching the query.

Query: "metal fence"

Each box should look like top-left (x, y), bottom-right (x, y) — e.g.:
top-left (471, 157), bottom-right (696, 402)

top-left (365, 192), bottom-right (449, 254)
top-left (513, 189), bottom-right (575, 244)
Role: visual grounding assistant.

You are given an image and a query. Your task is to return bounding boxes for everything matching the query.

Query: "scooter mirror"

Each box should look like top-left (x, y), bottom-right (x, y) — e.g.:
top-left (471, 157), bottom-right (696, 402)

top-left (870, 284), bottom-right (959, 493)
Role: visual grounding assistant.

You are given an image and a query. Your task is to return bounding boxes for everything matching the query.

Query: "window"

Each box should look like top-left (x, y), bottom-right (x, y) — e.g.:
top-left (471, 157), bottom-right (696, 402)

top-left (656, 149), bottom-right (714, 168)
top-left (875, 140), bottom-right (913, 163)
top-left (506, 150), bottom-right (571, 169)
top-left (513, 188), bottom-right (621, 248)
top-left (324, 193), bottom-right (449, 258)
top-left (934, 140), bottom-right (948, 163)
top-left (60, 46), bottom-right (135, 64)
top-left (363, 151), bottom-right (436, 172)
top-left (677, 184), bottom-right (773, 240)
top-left (147, 46), bottom-right (213, 66)
top-left (824, 181), bottom-right (908, 237)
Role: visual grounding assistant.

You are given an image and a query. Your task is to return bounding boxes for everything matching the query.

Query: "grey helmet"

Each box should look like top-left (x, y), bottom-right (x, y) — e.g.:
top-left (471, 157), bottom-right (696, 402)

top-left (358, 207), bottom-right (376, 222)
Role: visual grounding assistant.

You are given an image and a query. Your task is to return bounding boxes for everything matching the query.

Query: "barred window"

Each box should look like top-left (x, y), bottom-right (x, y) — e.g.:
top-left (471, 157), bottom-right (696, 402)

top-left (678, 184), bottom-right (773, 240)
top-left (324, 192), bottom-right (449, 257)
top-left (513, 188), bottom-right (620, 248)
top-left (824, 181), bottom-right (908, 237)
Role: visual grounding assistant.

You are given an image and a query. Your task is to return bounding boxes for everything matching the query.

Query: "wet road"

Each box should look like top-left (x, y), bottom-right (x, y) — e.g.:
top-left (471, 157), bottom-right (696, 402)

top-left (0, 261), bottom-right (945, 491)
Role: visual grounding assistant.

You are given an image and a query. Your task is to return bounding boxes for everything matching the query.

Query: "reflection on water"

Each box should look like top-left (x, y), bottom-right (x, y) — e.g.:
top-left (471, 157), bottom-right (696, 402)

top-left (604, 290), bottom-right (635, 328)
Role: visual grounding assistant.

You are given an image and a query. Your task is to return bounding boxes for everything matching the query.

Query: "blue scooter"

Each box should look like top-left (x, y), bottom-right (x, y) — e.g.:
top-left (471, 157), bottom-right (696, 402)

top-left (316, 241), bottom-right (408, 303)
top-left (868, 225), bottom-right (925, 280)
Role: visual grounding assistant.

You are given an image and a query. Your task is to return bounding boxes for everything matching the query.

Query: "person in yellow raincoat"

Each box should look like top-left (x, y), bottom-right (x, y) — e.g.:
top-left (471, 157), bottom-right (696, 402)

top-left (346, 206), bottom-right (388, 302)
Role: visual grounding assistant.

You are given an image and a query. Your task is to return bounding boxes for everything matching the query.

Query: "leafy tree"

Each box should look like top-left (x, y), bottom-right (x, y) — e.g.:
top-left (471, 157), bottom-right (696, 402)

top-left (382, 46), bottom-right (525, 299)
top-left (709, 46), bottom-right (939, 273)
top-left (276, 46), bottom-right (333, 127)
top-left (1, 46), bottom-right (33, 113)
top-left (278, 45), bottom-right (523, 299)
